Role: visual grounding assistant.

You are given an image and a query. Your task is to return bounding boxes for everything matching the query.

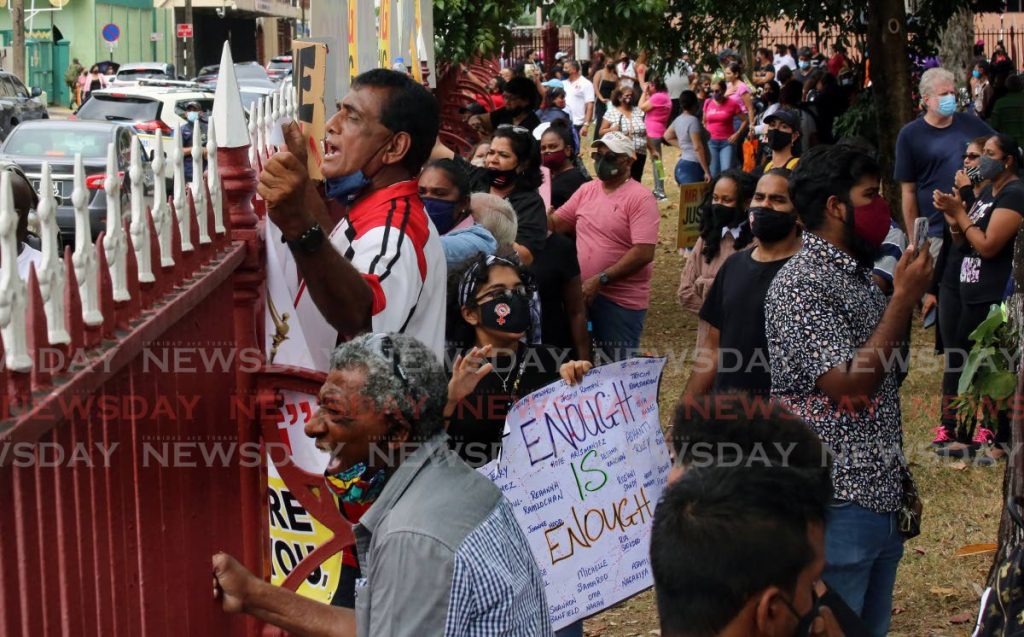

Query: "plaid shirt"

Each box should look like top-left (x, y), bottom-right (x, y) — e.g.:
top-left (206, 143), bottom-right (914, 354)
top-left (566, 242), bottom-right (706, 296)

top-left (353, 433), bottom-right (551, 637)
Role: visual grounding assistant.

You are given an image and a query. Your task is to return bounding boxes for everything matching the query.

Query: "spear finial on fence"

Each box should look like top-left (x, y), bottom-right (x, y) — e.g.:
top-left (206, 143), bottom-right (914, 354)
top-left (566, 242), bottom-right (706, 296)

top-left (247, 99), bottom-right (258, 168)
top-left (173, 122), bottom-right (193, 253)
top-left (129, 136), bottom-right (154, 283)
top-left (191, 119), bottom-right (210, 245)
top-left (151, 130), bottom-right (174, 267)
top-left (103, 141), bottom-right (129, 302)
top-left (36, 162), bottom-right (69, 345)
top-left (0, 170), bottom-right (31, 371)
top-left (256, 97), bottom-right (267, 162)
top-left (71, 153), bottom-right (102, 326)
top-left (206, 119), bottom-right (225, 234)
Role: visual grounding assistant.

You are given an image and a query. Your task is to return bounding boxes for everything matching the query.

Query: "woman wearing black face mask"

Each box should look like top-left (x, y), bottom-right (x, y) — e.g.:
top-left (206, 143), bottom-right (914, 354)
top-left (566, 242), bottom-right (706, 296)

top-left (683, 169), bottom-right (801, 398)
top-left (933, 133), bottom-right (1024, 462)
top-left (444, 254), bottom-right (592, 468)
top-left (926, 137), bottom-right (990, 453)
top-left (431, 125), bottom-right (548, 264)
top-left (678, 169), bottom-right (756, 347)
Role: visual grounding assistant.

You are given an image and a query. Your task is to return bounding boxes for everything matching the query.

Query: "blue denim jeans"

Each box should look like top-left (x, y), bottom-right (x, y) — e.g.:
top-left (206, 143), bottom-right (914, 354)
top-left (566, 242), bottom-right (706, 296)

top-left (823, 501), bottom-right (904, 637)
top-left (708, 138), bottom-right (734, 177)
top-left (674, 159), bottom-right (704, 185)
top-left (589, 293), bottom-right (647, 363)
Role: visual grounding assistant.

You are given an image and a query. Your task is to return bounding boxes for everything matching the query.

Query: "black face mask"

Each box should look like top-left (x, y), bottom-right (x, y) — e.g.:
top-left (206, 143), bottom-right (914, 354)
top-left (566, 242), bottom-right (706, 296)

top-left (767, 129), bottom-right (794, 152)
top-left (749, 207), bottom-right (797, 242)
top-left (487, 167), bottom-right (519, 188)
top-left (710, 203), bottom-right (740, 228)
top-left (479, 291), bottom-right (531, 334)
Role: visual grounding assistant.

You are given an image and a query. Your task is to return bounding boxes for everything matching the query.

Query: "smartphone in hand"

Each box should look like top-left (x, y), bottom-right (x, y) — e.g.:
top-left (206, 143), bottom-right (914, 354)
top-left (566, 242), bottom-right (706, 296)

top-left (913, 217), bottom-right (930, 254)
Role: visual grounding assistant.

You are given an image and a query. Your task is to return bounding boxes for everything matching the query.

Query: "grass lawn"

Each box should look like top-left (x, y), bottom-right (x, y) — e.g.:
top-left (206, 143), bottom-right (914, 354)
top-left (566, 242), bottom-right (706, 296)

top-left (581, 142), bottom-right (1003, 637)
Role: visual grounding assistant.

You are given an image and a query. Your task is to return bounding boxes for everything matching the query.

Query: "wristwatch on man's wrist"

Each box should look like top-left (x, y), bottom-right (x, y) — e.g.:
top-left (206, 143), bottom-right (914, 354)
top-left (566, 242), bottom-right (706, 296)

top-left (599, 272), bottom-right (610, 285)
top-left (285, 223), bottom-right (325, 254)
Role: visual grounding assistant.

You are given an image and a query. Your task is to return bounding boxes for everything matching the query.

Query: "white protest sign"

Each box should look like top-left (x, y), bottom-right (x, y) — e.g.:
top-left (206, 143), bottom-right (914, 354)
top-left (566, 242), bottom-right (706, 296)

top-left (482, 357), bottom-right (671, 630)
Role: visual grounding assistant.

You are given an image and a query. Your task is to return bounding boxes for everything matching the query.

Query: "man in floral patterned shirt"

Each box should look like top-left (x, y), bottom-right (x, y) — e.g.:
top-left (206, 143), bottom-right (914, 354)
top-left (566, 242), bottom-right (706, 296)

top-left (766, 145), bottom-right (933, 637)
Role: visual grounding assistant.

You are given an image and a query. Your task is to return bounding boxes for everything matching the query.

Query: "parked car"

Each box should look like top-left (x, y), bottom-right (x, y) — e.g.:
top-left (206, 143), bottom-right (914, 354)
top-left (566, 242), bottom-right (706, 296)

top-left (0, 121), bottom-right (156, 244)
top-left (266, 55), bottom-right (292, 82)
top-left (197, 61), bottom-right (277, 91)
top-left (112, 62), bottom-right (177, 86)
top-left (73, 84), bottom-right (214, 155)
top-left (0, 71), bottom-right (48, 142)
top-left (194, 64), bottom-right (219, 85)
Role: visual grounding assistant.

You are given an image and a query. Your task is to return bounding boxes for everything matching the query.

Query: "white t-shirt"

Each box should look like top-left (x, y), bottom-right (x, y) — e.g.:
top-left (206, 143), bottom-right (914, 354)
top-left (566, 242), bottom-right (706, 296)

top-left (563, 76), bottom-right (595, 126)
top-left (617, 61), bottom-right (637, 87)
top-left (268, 180), bottom-right (447, 371)
top-left (17, 244), bottom-right (41, 281)
top-left (773, 54), bottom-right (796, 74)
top-left (664, 64), bottom-right (691, 97)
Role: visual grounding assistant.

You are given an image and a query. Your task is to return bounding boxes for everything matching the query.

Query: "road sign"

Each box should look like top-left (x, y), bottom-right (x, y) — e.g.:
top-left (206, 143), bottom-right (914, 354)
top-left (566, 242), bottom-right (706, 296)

top-left (101, 23), bottom-right (120, 43)
top-left (176, 23), bottom-right (193, 39)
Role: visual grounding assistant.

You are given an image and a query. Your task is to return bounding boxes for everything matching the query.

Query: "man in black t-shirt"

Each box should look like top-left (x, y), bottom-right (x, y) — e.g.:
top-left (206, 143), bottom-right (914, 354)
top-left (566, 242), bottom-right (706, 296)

top-left (682, 169), bottom-right (802, 398)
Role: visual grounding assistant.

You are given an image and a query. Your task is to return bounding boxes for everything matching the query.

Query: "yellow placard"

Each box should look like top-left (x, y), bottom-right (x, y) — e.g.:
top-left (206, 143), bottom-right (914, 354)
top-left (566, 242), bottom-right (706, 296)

top-left (676, 183), bottom-right (708, 251)
top-left (348, 1), bottom-right (358, 79)
top-left (293, 41), bottom-right (327, 181)
top-left (378, 0), bottom-right (391, 69)
top-left (267, 472), bottom-right (345, 602)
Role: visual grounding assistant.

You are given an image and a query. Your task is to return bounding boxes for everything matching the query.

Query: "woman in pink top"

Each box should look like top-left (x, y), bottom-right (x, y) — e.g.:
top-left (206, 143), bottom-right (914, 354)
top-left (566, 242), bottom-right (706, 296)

top-left (723, 62), bottom-right (756, 133)
top-left (639, 75), bottom-right (672, 201)
top-left (678, 169), bottom-right (756, 348)
top-left (702, 79), bottom-right (744, 176)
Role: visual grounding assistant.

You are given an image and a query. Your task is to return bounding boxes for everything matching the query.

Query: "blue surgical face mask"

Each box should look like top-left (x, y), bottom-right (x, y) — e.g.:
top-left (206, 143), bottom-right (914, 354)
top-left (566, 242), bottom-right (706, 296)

top-left (187, 111), bottom-right (199, 123)
top-left (323, 135), bottom-right (394, 204)
top-left (972, 69), bottom-right (982, 79)
top-left (937, 93), bottom-right (957, 116)
top-left (422, 197), bottom-right (459, 235)
top-left (798, 60), bottom-right (810, 70)
top-left (326, 171), bottom-right (372, 203)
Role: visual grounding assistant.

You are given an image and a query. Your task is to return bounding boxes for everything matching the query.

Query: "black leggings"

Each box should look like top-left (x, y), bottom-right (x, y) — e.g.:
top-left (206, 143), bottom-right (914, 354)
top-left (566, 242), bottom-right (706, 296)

top-left (939, 289), bottom-right (1010, 443)
top-left (630, 153), bottom-right (647, 182)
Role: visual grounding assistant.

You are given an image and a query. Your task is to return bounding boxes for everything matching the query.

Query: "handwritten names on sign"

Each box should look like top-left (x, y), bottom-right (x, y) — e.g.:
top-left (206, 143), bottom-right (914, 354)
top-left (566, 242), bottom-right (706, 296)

top-left (482, 357), bottom-right (671, 630)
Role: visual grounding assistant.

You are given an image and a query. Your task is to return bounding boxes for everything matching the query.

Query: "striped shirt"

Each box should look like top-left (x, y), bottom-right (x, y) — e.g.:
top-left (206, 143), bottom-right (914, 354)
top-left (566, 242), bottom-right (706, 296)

top-left (354, 433), bottom-right (551, 637)
top-left (293, 180), bottom-right (447, 367)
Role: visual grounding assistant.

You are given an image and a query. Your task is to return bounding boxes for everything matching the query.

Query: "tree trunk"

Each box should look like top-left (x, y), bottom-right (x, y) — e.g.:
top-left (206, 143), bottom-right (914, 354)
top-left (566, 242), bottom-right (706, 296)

top-left (867, 0), bottom-right (913, 206)
top-left (11, 0), bottom-right (25, 83)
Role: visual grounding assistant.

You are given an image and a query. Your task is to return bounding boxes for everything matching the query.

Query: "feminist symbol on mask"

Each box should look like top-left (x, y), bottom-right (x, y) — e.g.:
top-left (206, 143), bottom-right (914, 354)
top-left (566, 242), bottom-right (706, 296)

top-left (494, 303), bottom-right (511, 326)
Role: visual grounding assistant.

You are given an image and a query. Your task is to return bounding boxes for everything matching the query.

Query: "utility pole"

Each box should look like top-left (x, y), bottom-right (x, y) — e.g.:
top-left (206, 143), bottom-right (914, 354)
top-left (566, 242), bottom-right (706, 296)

top-left (11, 0), bottom-right (24, 82)
top-left (184, 0), bottom-right (196, 78)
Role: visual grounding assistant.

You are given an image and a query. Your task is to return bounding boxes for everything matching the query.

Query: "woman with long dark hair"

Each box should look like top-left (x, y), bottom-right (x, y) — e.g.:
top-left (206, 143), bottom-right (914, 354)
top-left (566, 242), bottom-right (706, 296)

top-left (934, 133), bottom-right (1024, 462)
top-left (639, 74), bottom-right (672, 200)
top-left (677, 169), bottom-right (756, 346)
top-left (433, 125), bottom-right (548, 263)
top-left (664, 90), bottom-right (711, 184)
top-left (444, 253), bottom-right (591, 467)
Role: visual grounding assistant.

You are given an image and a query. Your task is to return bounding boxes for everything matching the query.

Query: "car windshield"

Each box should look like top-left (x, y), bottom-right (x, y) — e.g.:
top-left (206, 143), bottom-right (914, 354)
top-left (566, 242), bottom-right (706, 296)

top-left (76, 95), bottom-right (160, 122)
top-left (4, 127), bottom-right (111, 158)
top-left (268, 62), bottom-right (291, 71)
top-left (118, 69), bottom-right (170, 80)
top-left (235, 64), bottom-right (270, 80)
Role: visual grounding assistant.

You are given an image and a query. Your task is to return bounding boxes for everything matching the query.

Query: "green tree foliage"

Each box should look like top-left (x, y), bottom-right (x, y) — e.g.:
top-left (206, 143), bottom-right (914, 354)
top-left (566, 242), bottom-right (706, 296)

top-left (433, 0), bottom-right (525, 63)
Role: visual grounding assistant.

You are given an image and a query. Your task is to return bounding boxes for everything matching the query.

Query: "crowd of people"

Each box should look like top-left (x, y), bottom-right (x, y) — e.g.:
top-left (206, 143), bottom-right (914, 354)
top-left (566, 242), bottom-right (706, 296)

top-left (185, 35), bottom-right (1024, 637)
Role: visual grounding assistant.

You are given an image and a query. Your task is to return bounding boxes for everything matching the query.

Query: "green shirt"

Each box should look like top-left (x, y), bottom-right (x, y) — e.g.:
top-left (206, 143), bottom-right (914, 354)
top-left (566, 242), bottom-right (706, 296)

top-left (989, 91), bottom-right (1024, 143)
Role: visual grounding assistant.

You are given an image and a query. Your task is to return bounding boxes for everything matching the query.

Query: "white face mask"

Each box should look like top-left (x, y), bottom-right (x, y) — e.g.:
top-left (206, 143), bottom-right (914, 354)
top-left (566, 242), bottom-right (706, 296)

top-left (187, 111), bottom-right (199, 123)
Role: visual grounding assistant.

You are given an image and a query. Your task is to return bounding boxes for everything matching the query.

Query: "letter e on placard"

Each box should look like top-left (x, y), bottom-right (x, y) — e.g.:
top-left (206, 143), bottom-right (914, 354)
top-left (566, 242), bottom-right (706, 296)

top-left (293, 41), bottom-right (327, 179)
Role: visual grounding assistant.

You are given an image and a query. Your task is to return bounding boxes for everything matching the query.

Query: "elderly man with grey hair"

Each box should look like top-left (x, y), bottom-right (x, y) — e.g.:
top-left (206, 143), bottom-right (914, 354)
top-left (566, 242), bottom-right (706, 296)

top-left (895, 66), bottom-right (993, 255)
top-left (212, 333), bottom-right (551, 637)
